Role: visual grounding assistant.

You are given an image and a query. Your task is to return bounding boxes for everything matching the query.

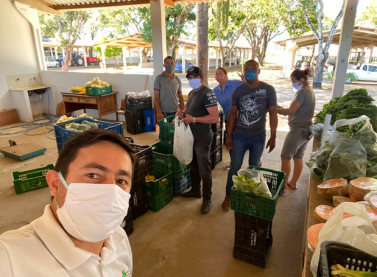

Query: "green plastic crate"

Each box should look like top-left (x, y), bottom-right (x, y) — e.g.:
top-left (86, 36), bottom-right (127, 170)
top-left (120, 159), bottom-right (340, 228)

top-left (86, 85), bottom-right (112, 96)
top-left (145, 171), bottom-right (173, 197)
top-left (230, 167), bottom-right (285, 220)
top-left (152, 141), bottom-right (188, 177)
top-left (147, 186), bottom-right (174, 212)
top-left (158, 115), bottom-right (175, 143)
top-left (12, 164), bottom-right (55, 194)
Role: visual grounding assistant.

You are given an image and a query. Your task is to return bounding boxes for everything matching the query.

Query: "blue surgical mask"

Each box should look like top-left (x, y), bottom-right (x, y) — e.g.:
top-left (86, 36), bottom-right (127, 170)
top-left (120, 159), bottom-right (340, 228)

top-left (292, 81), bottom-right (302, 93)
top-left (188, 78), bottom-right (201, 89)
top-left (244, 69), bottom-right (258, 82)
top-left (165, 64), bottom-right (174, 74)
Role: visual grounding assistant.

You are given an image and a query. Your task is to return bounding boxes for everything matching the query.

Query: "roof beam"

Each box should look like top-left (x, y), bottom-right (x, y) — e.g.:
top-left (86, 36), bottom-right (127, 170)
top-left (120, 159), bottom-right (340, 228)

top-left (11, 0), bottom-right (61, 14)
top-left (54, 0), bottom-right (150, 11)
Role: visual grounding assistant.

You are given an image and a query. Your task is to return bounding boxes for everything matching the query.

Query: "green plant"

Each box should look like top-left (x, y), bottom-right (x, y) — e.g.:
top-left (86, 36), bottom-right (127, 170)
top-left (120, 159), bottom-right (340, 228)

top-left (323, 71), bottom-right (358, 82)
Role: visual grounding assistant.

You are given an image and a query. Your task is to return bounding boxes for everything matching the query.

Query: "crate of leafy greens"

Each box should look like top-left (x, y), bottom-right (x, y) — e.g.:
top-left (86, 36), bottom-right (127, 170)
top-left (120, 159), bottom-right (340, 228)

top-left (231, 167), bottom-right (285, 220)
top-left (54, 117), bottom-right (123, 151)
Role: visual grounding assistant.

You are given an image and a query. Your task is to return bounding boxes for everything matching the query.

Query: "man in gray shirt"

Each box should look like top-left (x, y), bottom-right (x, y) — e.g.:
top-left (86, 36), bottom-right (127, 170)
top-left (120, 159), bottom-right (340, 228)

top-left (222, 60), bottom-right (278, 211)
top-left (154, 56), bottom-right (185, 121)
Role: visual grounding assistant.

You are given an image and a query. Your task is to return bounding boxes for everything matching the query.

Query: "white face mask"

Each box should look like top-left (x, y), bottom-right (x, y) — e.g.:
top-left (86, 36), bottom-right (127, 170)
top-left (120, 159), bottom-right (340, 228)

top-left (188, 78), bottom-right (201, 89)
top-left (292, 81), bottom-right (302, 93)
top-left (56, 172), bottom-right (130, 242)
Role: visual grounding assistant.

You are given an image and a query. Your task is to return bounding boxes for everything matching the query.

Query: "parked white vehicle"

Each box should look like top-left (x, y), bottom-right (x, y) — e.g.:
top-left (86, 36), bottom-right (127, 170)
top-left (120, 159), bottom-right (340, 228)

top-left (347, 63), bottom-right (377, 81)
top-left (45, 57), bottom-right (60, 68)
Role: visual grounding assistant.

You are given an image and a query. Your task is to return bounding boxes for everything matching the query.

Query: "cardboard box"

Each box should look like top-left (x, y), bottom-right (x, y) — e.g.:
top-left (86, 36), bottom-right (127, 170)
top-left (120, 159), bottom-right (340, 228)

top-left (0, 109), bottom-right (19, 126)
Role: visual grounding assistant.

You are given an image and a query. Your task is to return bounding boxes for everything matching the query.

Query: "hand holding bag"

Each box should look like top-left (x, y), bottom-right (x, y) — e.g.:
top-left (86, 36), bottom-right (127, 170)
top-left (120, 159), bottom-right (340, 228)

top-left (173, 116), bottom-right (194, 165)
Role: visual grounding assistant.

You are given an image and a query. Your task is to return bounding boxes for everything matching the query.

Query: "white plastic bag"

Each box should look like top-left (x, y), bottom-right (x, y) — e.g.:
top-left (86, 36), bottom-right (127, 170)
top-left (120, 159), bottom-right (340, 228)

top-left (232, 168), bottom-right (272, 198)
top-left (310, 202), bottom-right (377, 276)
top-left (173, 117), bottom-right (194, 165)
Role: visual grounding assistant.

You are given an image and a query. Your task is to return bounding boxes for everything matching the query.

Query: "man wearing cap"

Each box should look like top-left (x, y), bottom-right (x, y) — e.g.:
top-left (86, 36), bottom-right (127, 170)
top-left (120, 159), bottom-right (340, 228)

top-left (176, 66), bottom-right (219, 214)
top-left (154, 56), bottom-right (185, 121)
top-left (221, 60), bottom-right (278, 211)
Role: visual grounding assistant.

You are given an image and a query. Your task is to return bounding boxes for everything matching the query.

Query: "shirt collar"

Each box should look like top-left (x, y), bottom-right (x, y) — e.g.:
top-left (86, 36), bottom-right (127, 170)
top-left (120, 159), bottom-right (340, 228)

top-left (31, 205), bottom-right (124, 270)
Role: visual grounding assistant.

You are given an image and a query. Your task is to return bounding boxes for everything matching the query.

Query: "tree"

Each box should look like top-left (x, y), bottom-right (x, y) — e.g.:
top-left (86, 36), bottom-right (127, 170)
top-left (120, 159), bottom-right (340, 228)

top-left (303, 0), bottom-right (345, 89)
top-left (242, 0), bottom-right (291, 66)
top-left (197, 3), bottom-right (209, 85)
top-left (39, 11), bottom-right (90, 72)
top-left (209, 0), bottom-right (250, 67)
top-left (97, 5), bottom-right (195, 60)
top-left (94, 40), bottom-right (123, 68)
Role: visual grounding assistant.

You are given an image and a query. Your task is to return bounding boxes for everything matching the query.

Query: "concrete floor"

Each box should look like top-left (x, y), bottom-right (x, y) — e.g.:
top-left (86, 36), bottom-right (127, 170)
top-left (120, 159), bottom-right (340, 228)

top-left (1, 72), bottom-right (377, 277)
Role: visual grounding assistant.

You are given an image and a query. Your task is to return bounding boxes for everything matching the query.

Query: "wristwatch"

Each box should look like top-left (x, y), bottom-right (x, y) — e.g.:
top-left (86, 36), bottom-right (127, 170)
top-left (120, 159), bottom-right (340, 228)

top-left (192, 117), bottom-right (196, 124)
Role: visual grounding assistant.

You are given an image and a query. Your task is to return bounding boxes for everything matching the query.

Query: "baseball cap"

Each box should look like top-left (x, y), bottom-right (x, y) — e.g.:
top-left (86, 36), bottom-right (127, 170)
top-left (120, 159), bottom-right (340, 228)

top-left (186, 66), bottom-right (203, 78)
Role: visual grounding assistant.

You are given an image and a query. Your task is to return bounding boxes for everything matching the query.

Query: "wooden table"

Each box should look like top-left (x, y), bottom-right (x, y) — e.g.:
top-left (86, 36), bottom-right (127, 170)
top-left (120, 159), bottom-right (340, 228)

top-left (302, 137), bottom-right (333, 277)
top-left (61, 91), bottom-right (118, 120)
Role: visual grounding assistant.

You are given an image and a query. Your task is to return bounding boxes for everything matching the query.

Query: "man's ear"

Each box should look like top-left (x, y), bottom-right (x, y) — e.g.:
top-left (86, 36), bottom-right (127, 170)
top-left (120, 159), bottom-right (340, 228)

top-left (46, 170), bottom-right (61, 197)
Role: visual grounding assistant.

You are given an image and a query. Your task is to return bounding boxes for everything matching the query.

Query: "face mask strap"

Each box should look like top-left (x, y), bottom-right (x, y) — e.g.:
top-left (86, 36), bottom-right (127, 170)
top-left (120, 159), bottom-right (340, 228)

top-left (57, 172), bottom-right (69, 189)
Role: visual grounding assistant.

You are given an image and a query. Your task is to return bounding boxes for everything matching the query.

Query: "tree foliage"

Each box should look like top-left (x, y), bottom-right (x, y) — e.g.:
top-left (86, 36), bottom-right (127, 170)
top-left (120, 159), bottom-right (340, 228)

top-left (39, 11), bottom-right (90, 71)
top-left (242, 0), bottom-right (292, 66)
top-left (303, 0), bottom-right (344, 89)
top-left (359, 0), bottom-right (377, 27)
top-left (97, 5), bottom-right (195, 58)
top-left (209, 0), bottom-right (248, 67)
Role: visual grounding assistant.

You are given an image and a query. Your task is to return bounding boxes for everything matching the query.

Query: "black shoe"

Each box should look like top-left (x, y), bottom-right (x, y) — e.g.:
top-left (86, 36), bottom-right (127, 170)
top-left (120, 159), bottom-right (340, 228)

top-left (201, 198), bottom-right (212, 214)
top-left (181, 189), bottom-right (201, 198)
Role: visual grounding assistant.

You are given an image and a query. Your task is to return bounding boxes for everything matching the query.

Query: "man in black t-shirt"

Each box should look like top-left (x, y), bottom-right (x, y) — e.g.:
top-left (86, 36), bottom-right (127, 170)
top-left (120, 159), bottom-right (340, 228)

top-left (176, 66), bottom-right (219, 214)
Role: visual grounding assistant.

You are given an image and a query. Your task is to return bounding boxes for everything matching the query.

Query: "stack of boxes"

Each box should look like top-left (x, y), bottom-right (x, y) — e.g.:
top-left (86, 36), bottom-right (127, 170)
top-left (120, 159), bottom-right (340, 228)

top-left (230, 167), bottom-right (285, 267)
top-left (124, 95), bottom-right (155, 134)
top-left (121, 142), bottom-right (154, 235)
top-left (152, 116), bottom-right (192, 198)
top-left (210, 111), bottom-right (224, 170)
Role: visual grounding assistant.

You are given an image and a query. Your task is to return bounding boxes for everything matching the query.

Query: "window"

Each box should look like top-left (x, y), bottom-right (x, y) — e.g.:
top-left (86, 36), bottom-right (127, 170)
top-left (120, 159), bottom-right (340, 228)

top-left (363, 65), bottom-right (368, 71)
top-left (369, 65), bottom-right (377, 72)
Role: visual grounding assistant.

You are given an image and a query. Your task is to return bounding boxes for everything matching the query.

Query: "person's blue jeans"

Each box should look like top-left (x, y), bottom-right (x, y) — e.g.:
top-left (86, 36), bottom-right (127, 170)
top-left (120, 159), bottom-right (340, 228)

top-left (225, 131), bottom-right (266, 196)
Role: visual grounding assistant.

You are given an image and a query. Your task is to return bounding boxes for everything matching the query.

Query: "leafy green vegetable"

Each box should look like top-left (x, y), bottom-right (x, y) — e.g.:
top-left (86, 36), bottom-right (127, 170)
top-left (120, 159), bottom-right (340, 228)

top-left (315, 88), bottom-right (377, 132)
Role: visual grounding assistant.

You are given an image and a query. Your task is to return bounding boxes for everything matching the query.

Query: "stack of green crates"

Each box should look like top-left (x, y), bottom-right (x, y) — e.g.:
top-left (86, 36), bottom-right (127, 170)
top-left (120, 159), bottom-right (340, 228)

top-left (145, 171), bottom-right (173, 212)
top-left (155, 116), bottom-right (191, 195)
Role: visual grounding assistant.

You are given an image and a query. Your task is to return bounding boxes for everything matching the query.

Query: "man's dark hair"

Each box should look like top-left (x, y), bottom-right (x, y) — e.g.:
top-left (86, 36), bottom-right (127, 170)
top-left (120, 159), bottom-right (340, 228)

top-left (244, 59), bottom-right (259, 69)
top-left (55, 129), bottom-right (135, 178)
top-left (164, 56), bottom-right (175, 63)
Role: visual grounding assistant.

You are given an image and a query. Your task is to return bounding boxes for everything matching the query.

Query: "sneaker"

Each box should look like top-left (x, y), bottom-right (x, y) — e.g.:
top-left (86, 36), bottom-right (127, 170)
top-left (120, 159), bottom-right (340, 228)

top-left (181, 189), bottom-right (201, 198)
top-left (201, 198), bottom-right (212, 214)
top-left (221, 195), bottom-right (231, 211)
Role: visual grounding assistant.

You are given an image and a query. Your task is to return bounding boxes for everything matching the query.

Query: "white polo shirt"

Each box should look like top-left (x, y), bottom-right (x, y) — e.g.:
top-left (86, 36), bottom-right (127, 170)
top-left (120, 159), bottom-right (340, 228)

top-left (0, 205), bottom-right (132, 277)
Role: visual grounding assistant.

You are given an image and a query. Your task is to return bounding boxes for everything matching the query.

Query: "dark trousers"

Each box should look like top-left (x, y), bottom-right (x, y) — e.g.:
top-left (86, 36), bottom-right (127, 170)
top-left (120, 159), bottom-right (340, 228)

top-left (188, 131), bottom-right (213, 199)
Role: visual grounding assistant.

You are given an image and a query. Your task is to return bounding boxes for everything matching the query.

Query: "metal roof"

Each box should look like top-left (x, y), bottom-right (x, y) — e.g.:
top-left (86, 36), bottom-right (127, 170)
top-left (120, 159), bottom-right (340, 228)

top-left (13, 0), bottom-right (220, 14)
top-left (274, 26), bottom-right (377, 49)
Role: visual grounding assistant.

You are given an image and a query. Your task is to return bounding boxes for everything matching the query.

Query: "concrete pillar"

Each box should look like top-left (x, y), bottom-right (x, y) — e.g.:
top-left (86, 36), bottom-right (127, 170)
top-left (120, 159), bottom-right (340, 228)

top-left (122, 46), bottom-right (127, 71)
top-left (140, 47), bottom-right (143, 65)
top-left (182, 46), bottom-right (186, 74)
top-left (368, 45), bottom-right (374, 63)
top-left (54, 47), bottom-right (58, 60)
top-left (215, 48), bottom-right (219, 69)
top-left (281, 40), bottom-right (299, 77)
top-left (150, 0), bottom-right (167, 76)
top-left (100, 45), bottom-right (106, 71)
top-left (332, 0), bottom-right (358, 98)
top-left (83, 48), bottom-right (88, 67)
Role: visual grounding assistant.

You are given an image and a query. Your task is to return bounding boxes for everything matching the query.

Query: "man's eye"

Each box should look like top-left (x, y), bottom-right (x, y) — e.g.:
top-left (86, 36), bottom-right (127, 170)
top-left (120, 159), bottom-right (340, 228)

top-left (117, 179), bottom-right (130, 186)
top-left (87, 173), bottom-right (100, 179)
